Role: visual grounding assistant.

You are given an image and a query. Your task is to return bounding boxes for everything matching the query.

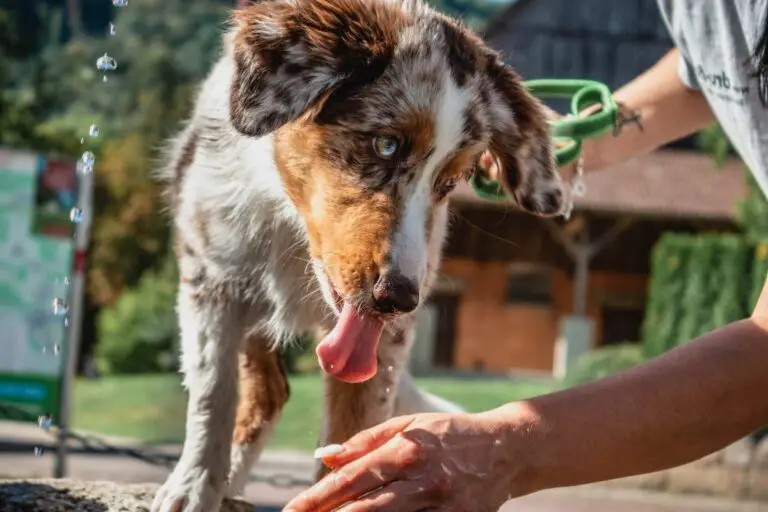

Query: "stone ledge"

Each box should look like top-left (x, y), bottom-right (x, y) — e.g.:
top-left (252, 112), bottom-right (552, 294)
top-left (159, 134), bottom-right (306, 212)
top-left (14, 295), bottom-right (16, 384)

top-left (0, 479), bottom-right (254, 512)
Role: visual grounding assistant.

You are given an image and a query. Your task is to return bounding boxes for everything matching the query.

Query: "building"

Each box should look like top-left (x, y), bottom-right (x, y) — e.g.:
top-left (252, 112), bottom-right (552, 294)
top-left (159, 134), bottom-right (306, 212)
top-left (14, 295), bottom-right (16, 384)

top-left (410, 0), bottom-right (748, 377)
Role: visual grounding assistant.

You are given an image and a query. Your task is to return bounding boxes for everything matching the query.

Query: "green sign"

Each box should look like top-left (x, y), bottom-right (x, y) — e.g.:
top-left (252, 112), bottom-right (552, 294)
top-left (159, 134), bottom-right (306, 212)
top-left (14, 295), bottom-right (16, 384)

top-left (0, 148), bottom-right (76, 421)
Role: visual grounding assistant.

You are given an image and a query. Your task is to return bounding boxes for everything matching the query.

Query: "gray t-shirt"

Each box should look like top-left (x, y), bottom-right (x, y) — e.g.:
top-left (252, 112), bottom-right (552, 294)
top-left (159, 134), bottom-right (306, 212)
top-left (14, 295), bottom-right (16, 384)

top-left (656, 0), bottom-right (768, 197)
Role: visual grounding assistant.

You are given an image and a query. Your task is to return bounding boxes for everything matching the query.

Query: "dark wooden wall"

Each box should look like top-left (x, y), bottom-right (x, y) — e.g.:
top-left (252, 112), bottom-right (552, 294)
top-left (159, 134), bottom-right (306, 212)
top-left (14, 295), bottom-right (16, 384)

top-left (484, 0), bottom-right (673, 93)
top-left (444, 206), bottom-right (738, 276)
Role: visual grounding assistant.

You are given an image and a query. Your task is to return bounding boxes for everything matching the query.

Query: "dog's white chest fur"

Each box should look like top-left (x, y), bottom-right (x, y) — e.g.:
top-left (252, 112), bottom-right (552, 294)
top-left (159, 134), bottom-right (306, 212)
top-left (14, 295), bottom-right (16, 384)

top-left (171, 56), bottom-right (332, 342)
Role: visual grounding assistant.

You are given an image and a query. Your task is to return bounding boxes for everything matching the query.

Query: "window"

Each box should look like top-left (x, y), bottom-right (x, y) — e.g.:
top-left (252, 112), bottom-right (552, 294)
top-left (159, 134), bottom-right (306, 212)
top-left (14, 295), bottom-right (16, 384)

top-left (504, 264), bottom-right (552, 305)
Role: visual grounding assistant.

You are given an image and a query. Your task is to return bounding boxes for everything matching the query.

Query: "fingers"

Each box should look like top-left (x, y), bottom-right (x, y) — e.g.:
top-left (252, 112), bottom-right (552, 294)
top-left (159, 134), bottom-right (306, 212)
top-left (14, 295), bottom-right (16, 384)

top-left (285, 433), bottom-right (421, 512)
top-left (334, 481), bottom-right (436, 512)
top-left (323, 415), bottom-right (417, 468)
top-left (284, 468), bottom-right (385, 512)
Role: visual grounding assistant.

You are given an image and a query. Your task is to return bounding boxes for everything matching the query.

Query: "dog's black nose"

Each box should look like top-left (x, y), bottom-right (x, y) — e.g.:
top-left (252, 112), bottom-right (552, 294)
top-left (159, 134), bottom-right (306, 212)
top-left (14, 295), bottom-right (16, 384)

top-left (372, 272), bottom-right (419, 314)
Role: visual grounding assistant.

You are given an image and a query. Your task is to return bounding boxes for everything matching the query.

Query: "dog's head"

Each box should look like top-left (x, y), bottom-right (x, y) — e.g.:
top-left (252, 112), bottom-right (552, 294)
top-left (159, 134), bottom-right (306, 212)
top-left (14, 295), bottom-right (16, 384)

top-left (230, 0), bottom-right (564, 382)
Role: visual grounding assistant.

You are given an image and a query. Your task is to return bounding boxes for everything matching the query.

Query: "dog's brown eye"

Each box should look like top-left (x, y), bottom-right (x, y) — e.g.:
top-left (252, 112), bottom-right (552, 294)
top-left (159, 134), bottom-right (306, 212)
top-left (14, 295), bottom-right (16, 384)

top-left (372, 136), bottom-right (399, 159)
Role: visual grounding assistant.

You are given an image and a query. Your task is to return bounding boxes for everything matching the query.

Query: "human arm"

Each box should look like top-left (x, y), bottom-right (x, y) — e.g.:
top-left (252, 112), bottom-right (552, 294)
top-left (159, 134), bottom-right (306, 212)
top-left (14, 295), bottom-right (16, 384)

top-left (577, 47), bottom-right (715, 172)
top-left (494, 299), bottom-right (768, 495)
top-left (480, 48), bottom-right (716, 179)
top-left (284, 277), bottom-right (768, 511)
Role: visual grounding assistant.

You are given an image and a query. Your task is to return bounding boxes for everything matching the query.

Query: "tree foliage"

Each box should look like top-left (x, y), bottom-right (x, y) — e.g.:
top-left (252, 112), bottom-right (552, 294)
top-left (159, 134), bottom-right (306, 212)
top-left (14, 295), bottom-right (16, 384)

top-left (95, 256), bottom-right (179, 374)
top-left (6, 0), bottom-right (231, 305)
top-left (697, 122), bottom-right (768, 240)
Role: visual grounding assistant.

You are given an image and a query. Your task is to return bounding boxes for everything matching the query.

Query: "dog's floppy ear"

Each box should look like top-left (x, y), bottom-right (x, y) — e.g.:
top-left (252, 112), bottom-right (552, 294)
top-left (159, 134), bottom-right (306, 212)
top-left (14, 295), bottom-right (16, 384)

top-left (229, 0), bottom-right (407, 137)
top-left (480, 55), bottom-right (565, 216)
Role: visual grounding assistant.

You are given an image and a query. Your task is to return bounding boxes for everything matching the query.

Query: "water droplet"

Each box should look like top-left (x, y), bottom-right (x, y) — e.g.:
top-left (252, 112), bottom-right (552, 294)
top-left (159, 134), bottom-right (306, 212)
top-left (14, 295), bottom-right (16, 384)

top-left (112, 0), bottom-right (128, 6)
top-left (80, 152), bottom-right (95, 174)
top-left (102, 75), bottom-right (108, 83)
top-left (96, 54), bottom-right (118, 72)
top-left (494, 439), bottom-right (503, 446)
top-left (34, 447), bottom-right (44, 457)
top-left (38, 415), bottom-right (53, 430)
top-left (52, 298), bottom-right (69, 317)
top-left (70, 207), bottom-right (84, 224)
top-left (81, 151), bottom-right (95, 166)
top-left (42, 346), bottom-right (47, 354)
top-left (329, 364), bottom-right (334, 370)
top-left (88, 124), bottom-right (100, 137)
top-left (53, 344), bottom-right (61, 356)
top-left (385, 387), bottom-right (391, 394)
top-left (64, 317), bottom-right (70, 327)
top-left (80, 137), bottom-right (84, 144)
top-left (64, 276), bottom-right (71, 286)
top-left (76, 160), bottom-right (92, 175)
top-left (109, 23), bottom-right (116, 36)
top-left (387, 365), bottom-right (393, 372)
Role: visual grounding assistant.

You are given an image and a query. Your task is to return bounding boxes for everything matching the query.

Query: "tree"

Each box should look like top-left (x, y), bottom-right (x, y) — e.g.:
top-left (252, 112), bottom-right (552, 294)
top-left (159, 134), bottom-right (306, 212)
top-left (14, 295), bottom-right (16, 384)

top-left (697, 123), bottom-right (768, 239)
top-left (26, 0), bottom-right (230, 305)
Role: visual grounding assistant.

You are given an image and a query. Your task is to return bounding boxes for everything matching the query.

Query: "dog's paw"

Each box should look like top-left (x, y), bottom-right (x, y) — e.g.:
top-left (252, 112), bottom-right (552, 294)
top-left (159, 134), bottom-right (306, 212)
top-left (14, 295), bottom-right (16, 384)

top-left (152, 462), bottom-right (225, 512)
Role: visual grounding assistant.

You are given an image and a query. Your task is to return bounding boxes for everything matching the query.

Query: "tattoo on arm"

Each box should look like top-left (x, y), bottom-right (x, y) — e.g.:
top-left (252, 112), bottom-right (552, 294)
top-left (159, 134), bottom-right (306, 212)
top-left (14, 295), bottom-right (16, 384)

top-left (612, 101), bottom-right (644, 136)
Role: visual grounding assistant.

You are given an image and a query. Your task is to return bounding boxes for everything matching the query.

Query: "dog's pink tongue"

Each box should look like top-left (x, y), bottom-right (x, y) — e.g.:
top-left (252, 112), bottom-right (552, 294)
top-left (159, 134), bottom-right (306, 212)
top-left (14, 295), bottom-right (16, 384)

top-left (317, 303), bottom-right (385, 383)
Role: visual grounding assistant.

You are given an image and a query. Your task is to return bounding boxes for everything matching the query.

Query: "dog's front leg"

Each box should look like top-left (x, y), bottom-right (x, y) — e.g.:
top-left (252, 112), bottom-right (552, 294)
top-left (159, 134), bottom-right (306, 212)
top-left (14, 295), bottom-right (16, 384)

top-left (315, 326), bottom-right (411, 480)
top-left (152, 287), bottom-right (243, 512)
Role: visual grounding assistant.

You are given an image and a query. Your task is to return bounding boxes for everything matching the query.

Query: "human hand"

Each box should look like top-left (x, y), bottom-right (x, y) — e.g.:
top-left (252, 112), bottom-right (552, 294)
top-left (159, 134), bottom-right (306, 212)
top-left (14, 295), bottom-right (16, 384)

top-left (284, 411), bottom-right (524, 512)
top-left (476, 104), bottom-right (580, 185)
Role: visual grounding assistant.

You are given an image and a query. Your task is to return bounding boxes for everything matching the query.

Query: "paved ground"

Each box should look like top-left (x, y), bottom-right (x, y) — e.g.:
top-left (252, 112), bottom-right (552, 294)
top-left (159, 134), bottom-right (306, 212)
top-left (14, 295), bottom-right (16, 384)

top-left (1, 421), bottom-right (766, 511)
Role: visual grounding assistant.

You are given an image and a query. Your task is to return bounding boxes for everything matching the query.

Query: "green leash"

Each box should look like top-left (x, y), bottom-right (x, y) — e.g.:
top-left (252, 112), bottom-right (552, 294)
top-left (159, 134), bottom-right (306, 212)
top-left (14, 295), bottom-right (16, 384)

top-left (469, 79), bottom-right (618, 202)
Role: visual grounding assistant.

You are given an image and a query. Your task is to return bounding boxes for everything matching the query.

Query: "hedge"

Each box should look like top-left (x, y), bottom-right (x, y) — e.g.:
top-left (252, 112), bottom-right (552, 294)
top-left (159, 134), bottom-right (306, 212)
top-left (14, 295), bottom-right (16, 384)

top-left (566, 343), bottom-right (646, 387)
top-left (642, 234), bottom-right (692, 357)
top-left (643, 234), bottom-right (760, 358)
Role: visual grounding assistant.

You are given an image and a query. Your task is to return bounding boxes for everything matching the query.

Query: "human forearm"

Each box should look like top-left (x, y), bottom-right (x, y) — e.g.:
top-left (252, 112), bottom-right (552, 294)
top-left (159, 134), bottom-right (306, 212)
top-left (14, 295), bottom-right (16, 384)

top-left (488, 318), bottom-right (768, 496)
top-left (579, 48), bottom-right (715, 172)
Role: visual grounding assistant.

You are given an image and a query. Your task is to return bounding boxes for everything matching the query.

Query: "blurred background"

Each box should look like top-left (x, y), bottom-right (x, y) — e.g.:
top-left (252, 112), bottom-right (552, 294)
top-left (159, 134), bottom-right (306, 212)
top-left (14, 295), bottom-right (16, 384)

top-left (1, 0), bottom-right (767, 510)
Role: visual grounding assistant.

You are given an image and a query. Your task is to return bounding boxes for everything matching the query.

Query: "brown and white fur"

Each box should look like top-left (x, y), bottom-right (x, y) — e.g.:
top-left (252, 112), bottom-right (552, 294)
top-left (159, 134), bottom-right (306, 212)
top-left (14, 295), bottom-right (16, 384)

top-left (152, 0), bottom-right (565, 510)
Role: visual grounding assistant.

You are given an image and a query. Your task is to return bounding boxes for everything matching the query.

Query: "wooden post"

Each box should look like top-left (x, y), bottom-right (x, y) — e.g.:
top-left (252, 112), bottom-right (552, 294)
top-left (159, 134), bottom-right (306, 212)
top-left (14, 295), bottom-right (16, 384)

top-left (572, 243), bottom-right (590, 316)
top-left (67, 0), bottom-right (82, 37)
top-left (543, 216), bottom-right (635, 316)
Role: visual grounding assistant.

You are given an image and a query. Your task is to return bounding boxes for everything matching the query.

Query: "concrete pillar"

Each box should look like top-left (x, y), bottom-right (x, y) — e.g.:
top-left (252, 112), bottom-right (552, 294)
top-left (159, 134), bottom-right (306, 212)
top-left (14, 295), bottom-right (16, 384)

top-left (410, 304), bottom-right (437, 375)
top-left (553, 315), bottom-right (595, 380)
top-left (573, 247), bottom-right (590, 316)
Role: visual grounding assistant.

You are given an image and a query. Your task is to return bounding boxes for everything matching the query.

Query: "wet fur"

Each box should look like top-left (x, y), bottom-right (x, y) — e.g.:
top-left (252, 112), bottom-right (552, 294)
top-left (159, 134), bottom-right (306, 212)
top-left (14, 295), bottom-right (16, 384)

top-left (152, 0), bottom-right (563, 510)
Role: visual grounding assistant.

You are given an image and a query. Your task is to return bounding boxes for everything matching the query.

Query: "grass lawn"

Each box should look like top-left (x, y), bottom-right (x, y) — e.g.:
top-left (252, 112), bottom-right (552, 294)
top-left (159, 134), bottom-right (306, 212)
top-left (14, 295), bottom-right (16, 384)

top-left (73, 373), bottom-right (559, 452)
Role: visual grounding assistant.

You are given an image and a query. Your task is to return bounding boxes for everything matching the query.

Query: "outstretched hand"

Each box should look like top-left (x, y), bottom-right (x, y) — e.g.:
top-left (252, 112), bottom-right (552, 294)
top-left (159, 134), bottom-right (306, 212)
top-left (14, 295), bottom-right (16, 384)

top-left (284, 411), bottom-right (525, 512)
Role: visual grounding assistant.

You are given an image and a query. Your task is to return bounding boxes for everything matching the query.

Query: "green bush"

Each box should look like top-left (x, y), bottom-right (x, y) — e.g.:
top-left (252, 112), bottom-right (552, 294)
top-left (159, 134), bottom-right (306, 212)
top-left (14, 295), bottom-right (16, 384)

top-left (282, 333), bottom-right (317, 374)
top-left (709, 236), bottom-right (751, 328)
top-left (566, 343), bottom-right (646, 387)
top-left (95, 258), bottom-right (179, 374)
top-left (644, 233), bottom-right (755, 357)
top-left (642, 234), bottom-right (692, 357)
top-left (675, 236), bottom-right (717, 343)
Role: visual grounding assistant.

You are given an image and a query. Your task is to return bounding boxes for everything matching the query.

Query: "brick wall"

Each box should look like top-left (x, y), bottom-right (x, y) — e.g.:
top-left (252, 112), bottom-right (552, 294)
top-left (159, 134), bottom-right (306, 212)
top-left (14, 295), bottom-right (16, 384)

top-left (441, 259), bottom-right (648, 373)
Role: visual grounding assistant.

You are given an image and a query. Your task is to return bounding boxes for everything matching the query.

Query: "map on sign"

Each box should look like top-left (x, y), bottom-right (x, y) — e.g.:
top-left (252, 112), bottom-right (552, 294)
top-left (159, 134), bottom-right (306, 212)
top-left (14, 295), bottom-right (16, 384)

top-left (0, 148), bottom-right (76, 421)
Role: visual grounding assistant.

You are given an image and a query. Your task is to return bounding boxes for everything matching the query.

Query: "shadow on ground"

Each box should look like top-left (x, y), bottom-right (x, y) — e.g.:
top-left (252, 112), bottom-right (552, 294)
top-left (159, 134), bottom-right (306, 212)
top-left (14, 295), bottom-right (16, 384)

top-left (0, 481), bottom-right (108, 511)
top-left (0, 479), bottom-right (271, 512)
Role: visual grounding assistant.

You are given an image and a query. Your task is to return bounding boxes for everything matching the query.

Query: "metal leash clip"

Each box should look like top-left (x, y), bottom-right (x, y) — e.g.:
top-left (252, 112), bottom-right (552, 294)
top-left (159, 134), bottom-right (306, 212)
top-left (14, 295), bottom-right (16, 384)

top-left (469, 79), bottom-right (618, 218)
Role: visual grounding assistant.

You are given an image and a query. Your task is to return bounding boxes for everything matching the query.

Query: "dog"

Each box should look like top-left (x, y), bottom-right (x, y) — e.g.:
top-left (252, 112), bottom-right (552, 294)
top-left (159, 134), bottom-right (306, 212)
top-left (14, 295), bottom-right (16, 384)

top-left (152, 0), bottom-right (565, 510)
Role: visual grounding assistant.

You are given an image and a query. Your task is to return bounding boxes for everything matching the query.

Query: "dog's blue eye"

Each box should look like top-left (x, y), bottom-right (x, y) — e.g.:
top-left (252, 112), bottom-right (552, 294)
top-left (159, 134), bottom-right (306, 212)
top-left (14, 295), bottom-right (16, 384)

top-left (372, 136), bottom-right (398, 159)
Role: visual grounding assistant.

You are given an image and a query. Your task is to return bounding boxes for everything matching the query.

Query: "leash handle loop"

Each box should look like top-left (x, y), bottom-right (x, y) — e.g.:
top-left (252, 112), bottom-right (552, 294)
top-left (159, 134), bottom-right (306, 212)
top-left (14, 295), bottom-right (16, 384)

top-left (469, 79), bottom-right (617, 202)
